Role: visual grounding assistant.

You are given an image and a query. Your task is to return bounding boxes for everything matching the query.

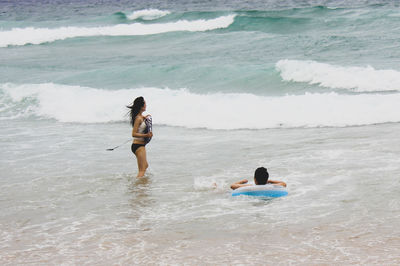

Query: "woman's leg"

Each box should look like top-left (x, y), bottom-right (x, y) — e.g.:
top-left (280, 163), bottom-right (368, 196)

top-left (135, 146), bottom-right (148, 178)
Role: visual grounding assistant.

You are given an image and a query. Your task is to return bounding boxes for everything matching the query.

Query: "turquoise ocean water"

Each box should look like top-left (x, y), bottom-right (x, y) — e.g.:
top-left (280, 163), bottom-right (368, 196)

top-left (1, 0), bottom-right (400, 264)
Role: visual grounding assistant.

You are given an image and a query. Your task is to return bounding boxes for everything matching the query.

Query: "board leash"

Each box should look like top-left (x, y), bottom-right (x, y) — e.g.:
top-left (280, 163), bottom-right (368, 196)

top-left (106, 139), bottom-right (131, 151)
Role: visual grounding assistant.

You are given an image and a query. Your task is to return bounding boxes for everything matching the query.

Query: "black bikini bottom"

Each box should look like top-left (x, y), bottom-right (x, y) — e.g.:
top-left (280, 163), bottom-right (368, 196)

top-left (131, 143), bottom-right (145, 155)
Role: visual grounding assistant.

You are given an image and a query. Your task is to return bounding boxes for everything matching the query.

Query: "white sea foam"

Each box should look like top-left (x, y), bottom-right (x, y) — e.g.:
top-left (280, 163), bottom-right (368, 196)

top-left (0, 15), bottom-right (235, 47)
top-left (127, 9), bottom-right (171, 20)
top-left (2, 83), bottom-right (400, 129)
top-left (276, 59), bottom-right (400, 92)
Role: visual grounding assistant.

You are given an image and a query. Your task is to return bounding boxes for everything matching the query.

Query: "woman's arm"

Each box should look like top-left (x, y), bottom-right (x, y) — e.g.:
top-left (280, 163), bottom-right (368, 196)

top-left (267, 180), bottom-right (287, 187)
top-left (132, 117), bottom-right (152, 138)
top-left (230, 179), bottom-right (251, 190)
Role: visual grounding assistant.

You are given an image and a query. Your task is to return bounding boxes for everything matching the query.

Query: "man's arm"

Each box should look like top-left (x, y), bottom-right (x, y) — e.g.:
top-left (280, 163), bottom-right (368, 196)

top-left (267, 180), bottom-right (287, 187)
top-left (230, 179), bottom-right (251, 190)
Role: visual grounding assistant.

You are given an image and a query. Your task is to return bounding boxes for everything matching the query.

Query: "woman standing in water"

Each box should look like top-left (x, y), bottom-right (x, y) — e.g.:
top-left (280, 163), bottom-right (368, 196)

top-left (127, 97), bottom-right (153, 178)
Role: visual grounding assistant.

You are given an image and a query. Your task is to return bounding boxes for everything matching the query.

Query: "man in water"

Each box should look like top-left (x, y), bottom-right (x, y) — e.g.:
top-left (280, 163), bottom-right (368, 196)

top-left (230, 167), bottom-right (286, 190)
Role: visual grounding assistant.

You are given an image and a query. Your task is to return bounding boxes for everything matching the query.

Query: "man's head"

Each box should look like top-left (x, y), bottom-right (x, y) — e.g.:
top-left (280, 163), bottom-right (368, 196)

top-left (254, 167), bottom-right (269, 185)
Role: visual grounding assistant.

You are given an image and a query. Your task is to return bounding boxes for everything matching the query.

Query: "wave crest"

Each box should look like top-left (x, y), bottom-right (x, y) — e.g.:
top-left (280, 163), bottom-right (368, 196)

top-left (127, 9), bottom-right (171, 20)
top-left (0, 15), bottom-right (235, 47)
top-left (276, 59), bottom-right (400, 92)
top-left (2, 83), bottom-right (400, 129)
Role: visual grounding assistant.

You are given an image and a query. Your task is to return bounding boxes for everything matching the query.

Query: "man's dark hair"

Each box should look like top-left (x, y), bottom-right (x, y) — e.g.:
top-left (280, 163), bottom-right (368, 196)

top-left (254, 167), bottom-right (269, 185)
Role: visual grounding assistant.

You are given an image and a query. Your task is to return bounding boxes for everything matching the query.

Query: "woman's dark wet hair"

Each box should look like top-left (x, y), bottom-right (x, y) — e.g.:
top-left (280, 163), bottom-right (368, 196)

top-left (254, 167), bottom-right (269, 185)
top-left (127, 96), bottom-right (145, 127)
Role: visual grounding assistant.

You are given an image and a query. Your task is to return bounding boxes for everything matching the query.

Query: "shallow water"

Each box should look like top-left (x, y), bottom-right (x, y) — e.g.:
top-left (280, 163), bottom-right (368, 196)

top-left (1, 120), bottom-right (400, 264)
